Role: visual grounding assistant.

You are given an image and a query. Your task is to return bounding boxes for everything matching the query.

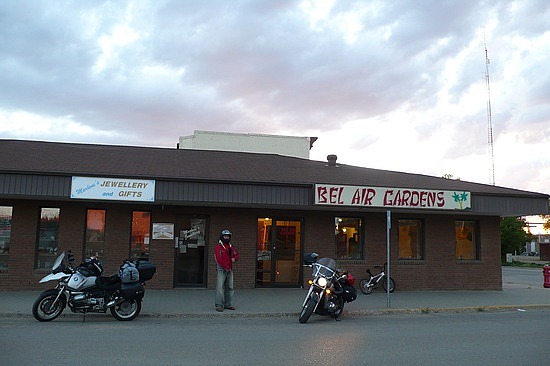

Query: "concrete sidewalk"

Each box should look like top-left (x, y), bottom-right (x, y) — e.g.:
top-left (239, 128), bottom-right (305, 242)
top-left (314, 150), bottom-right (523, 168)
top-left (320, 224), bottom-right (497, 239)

top-left (1, 269), bottom-right (549, 319)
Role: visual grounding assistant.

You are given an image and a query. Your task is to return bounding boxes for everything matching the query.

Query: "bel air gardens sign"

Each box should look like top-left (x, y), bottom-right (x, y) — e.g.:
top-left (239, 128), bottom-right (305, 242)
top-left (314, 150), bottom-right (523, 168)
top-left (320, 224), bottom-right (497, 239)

top-left (315, 184), bottom-right (470, 210)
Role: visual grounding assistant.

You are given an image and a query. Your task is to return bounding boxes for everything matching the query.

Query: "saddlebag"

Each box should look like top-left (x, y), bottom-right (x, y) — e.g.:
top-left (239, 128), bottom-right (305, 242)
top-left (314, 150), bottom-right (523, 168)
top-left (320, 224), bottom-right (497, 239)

top-left (135, 260), bottom-right (156, 282)
top-left (120, 282), bottom-right (144, 300)
top-left (342, 286), bottom-right (357, 303)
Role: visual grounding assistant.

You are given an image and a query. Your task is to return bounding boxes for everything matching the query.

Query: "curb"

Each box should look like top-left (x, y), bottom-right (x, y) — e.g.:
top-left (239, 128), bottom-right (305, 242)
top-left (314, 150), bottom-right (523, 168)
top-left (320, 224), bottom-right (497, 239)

top-left (4, 304), bottom-right (549, 320)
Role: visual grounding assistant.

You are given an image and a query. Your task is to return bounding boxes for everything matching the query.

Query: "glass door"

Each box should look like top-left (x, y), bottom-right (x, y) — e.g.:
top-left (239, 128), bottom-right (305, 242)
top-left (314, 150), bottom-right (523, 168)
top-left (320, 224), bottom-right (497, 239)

top-left (174, 216), bottom-right (207, 287)
top-left (256, 218), bottom-right (302, 287)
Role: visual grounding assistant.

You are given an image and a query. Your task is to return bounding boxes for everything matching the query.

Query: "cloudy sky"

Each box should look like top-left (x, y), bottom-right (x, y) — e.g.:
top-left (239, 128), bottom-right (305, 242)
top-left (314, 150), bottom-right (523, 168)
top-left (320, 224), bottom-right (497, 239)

top-left (1, 0), bottom-right (549, 197)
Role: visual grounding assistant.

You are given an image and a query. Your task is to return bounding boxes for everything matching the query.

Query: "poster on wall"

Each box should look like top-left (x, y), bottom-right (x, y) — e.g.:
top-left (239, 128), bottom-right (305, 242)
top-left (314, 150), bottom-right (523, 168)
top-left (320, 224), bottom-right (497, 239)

top-left (152, 223), bottom-right (174, 240)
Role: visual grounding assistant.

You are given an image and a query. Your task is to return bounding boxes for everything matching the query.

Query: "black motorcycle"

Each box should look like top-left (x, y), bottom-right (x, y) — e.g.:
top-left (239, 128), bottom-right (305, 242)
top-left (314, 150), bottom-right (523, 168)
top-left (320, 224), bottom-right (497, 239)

top-left (299, 252), bottom-right (357, 323)
top-left (32, 251), bottom-right (156, 322)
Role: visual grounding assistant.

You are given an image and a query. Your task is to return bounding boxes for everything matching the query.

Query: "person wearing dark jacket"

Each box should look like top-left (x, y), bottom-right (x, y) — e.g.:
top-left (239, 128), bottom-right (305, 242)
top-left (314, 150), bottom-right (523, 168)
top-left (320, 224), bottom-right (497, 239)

top-left (214, 229), bottom-right (239, 312)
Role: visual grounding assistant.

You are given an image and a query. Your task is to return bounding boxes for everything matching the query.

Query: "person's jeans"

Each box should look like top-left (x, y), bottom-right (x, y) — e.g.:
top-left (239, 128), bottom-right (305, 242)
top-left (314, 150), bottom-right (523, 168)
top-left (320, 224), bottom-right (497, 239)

top-left (216, 269), bottom-right (234, 308)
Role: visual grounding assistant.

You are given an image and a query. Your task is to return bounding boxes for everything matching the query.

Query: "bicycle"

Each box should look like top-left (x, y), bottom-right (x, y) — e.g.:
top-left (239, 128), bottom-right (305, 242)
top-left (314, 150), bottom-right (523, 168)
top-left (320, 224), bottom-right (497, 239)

top-left (359, 262), bottom-right (396, 295)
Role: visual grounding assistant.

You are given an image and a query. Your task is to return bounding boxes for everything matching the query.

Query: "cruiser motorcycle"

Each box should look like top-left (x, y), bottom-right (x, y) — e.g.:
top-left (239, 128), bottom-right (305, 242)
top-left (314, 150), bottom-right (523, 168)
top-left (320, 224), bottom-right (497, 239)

top-left (299, 252), bottom-right (357, 323)
top-left (32, 251), bottom-right (156, 322)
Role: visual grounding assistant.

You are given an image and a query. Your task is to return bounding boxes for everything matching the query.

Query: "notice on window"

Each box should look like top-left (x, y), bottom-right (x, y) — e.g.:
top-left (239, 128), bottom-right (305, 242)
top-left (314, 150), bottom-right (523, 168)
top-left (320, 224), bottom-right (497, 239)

top-left (153, 223), bottom-right (174, 240)
top-left (315, 184), bottom-right (470, 210)
top-left (71, 176), bottom-right (155, 202)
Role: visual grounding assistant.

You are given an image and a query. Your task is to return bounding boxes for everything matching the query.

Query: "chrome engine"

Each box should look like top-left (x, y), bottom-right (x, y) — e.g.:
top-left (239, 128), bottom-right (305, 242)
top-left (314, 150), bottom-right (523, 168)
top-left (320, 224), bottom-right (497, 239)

top-left (71, 294), bottom-right (105, 310)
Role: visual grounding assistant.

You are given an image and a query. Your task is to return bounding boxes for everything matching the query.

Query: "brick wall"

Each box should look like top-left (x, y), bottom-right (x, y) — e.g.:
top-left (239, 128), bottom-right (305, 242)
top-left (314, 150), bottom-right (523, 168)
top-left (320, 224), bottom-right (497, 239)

top-left (0, 199), bottom-right (503, 291)
top-left (301, 212), bottom-right (502, 291)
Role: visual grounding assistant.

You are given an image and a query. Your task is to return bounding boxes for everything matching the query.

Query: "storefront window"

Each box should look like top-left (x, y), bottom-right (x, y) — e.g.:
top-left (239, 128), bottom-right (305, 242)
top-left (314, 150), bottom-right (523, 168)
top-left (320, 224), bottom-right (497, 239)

top-left (335, 217), bottom-right (362, 260)
top-left (85, 209), bottom-right (105, 258)
top-left (398, 220), bottom-right (423, 259)
top-left (0, 206), bottom-right (13, 271)
top-left (36, 208), bottom-right (60, 269)
top-left (455, 220), bottom-right (478, 260)
top-left (256, 217), bottom-right (302, 286)
top-left (130, 211), bottom-right (151, 260)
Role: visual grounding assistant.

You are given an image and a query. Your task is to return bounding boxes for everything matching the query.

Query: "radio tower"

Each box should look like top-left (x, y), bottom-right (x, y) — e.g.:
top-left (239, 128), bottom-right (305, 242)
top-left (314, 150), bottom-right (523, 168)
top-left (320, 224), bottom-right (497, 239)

top-left (484, 33), bottom-right (496, 186)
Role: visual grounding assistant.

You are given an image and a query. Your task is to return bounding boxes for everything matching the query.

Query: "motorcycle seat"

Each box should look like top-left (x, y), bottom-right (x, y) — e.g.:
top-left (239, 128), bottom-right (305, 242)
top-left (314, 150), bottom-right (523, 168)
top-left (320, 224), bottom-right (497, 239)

top-left (96, 275), bottom-right (121, 290)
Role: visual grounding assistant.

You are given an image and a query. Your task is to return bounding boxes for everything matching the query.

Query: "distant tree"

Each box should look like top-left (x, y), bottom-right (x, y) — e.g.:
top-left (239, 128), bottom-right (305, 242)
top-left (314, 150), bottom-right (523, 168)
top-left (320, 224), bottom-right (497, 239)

top-left (542, 215), bottom-right (550, 231)
top-left (442, 174), bottom-right (461, 180)
top-left (500, 217), bottom-right (533, 259)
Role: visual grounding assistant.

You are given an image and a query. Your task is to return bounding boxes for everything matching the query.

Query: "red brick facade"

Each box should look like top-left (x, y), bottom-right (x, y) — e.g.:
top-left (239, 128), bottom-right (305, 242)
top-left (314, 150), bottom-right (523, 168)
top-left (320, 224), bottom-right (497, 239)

top-left (0, 198), bottom-right (502, 291)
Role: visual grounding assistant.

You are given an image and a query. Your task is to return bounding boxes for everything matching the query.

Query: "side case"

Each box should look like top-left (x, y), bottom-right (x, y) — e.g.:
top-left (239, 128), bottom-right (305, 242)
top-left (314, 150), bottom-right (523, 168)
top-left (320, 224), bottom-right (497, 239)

top-left (120, 282), bottom-right (144, 300)
top-left (136, 260), bottom-right (157, 281)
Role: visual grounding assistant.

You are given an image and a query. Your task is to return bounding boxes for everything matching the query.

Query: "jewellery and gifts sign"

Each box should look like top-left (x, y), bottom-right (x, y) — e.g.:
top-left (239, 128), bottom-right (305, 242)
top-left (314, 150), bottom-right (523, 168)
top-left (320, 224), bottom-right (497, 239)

top-left (315, 184), bottom-right (470, 210)
top-left (71, 176), bottom-right (155, 202)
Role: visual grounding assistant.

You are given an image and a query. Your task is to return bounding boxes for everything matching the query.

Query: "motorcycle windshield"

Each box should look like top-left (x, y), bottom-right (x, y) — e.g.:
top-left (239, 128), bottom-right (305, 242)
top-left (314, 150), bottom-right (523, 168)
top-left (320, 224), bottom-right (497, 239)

top-left (51, 252), bottom-right (65, 271)
top-left (315, 257), bottom-right (337, 277)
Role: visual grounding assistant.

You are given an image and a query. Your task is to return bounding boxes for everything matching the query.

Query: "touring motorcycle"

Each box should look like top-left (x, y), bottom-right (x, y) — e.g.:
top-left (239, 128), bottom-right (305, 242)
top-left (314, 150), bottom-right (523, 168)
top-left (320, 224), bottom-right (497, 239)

top-left (32, 251), bottom-right (156, 322)
top-left (299, 252), bottom-right (357, 323)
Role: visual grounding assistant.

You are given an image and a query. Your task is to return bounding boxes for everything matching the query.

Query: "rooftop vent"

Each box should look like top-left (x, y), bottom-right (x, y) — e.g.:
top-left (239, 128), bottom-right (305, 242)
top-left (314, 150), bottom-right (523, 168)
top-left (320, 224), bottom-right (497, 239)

top-left (326, 154), bottom-right (338, 167)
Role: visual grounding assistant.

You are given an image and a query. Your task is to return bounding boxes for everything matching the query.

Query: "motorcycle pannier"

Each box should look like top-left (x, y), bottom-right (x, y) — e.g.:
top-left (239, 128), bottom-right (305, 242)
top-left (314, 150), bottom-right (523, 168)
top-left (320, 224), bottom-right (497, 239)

top-left (342, 286), bottom-right (357, 303)
top-left (136, 260), bottom-right (156, 281)
top-left (120, 282), bottom-right (144, 300)
top-left (120, 261), bottom-right (140, 283)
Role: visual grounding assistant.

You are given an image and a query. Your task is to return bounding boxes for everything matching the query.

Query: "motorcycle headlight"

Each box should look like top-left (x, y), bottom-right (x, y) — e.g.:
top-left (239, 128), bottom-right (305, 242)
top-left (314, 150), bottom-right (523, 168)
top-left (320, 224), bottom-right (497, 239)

top-left (317, 277), bottom-right (328, 287)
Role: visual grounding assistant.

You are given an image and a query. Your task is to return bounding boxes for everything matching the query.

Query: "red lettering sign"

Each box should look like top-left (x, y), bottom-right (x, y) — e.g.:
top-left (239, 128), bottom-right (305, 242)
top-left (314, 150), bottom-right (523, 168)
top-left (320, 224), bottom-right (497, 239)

top-left (329, 186), bottom-right (344, 204)
top-left (317, 186), bottom-right (328, 204)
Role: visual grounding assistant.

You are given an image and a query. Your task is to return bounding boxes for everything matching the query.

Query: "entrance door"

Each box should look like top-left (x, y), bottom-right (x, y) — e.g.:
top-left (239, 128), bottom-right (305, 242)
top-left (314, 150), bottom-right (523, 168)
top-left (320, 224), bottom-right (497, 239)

top-left (174, 216), bottom-right (207, 287)
top-left (256, 218), bottom-right (302, 287)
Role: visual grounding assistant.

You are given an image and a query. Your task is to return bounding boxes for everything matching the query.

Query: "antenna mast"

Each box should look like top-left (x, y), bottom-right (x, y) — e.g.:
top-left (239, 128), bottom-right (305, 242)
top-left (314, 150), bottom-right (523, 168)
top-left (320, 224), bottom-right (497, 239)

top-left (484, 32), bottom-right (496, 186)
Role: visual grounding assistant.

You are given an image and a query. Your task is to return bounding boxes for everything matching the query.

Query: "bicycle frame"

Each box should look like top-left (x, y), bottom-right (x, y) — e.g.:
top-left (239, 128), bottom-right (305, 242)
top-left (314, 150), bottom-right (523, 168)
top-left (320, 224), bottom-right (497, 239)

top-left (371, 271), bottom-right (386, 285)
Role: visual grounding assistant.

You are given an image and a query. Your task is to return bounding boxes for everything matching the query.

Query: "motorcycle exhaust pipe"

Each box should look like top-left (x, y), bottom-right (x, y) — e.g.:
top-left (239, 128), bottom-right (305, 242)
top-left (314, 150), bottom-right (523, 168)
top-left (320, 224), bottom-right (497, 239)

top-left (106, 297), bottom-right (124, 308)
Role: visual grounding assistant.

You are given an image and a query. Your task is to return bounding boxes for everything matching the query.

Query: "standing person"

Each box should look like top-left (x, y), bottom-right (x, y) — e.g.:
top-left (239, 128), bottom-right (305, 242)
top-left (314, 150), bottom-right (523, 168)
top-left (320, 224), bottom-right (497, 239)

top-left (214, 229), bottom-right (239, 312)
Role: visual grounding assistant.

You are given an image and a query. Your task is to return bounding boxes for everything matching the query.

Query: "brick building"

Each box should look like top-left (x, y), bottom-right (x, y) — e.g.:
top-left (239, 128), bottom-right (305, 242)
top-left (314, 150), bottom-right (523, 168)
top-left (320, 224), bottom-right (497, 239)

top-left (0, 139), bottom-right (548, 291)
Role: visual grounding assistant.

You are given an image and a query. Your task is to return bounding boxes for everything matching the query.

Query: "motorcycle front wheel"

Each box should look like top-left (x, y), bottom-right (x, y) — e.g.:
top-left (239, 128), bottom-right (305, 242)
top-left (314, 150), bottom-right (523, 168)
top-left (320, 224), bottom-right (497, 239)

top-left (110, 299), bottom-right (142, 321)
top-left (359, 278), bottom-right (374, 295)
top-left (382, 276), bottom-right (396, 293)
top-left (331, 298), bottom-right (345, 319)
top-left (299, 297), bottom-right (316, 324)
top-left (32, 292), bottom-right (66, 322)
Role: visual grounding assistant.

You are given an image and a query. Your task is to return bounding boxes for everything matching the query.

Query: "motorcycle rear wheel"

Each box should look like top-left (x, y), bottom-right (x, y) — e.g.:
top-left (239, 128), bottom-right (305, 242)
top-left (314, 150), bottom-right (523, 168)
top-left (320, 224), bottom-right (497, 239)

top-left (110, 299), bottom-right (141, 321)
top-left (33, 292), bottom-right (66, 322)
top-left (359, 278), bottom-right (374, 295)
top-left (299, 298), bottom-right (316, 324)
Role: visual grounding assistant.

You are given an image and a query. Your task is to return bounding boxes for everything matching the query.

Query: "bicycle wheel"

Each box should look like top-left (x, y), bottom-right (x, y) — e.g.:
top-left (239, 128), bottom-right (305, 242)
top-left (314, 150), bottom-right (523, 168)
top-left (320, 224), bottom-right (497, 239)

top-left (359, 278), bottom-right (374, 295)
top-left (381, 276), bottom-right (396, 293)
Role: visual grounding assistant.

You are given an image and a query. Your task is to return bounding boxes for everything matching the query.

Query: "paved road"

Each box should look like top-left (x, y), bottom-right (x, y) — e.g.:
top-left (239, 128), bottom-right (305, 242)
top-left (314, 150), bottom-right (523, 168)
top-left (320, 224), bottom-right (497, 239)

top-left (1, 310), bottom-right (549, 365)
